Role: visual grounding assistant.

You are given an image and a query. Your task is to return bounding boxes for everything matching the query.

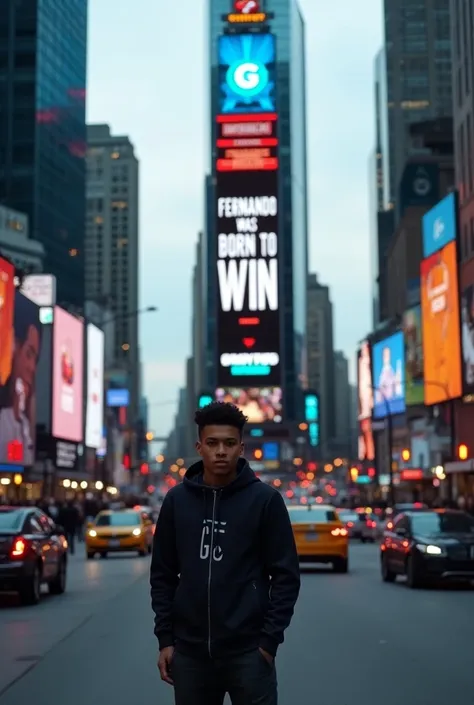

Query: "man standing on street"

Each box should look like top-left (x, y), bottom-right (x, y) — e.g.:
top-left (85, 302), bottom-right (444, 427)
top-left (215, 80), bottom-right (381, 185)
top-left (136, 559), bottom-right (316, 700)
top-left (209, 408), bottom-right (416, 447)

top-left (150, 401), bottom-right (300, 705)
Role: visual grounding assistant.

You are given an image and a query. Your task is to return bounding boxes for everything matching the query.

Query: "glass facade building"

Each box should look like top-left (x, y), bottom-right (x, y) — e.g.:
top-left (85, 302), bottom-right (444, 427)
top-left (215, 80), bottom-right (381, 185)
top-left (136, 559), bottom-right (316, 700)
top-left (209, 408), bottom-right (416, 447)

top-left (208, 0), bottom-right (308, 422)
top-left (383, 0), bottom-right (452, 205)
top-left (0, 0), bottom-right (87, 308)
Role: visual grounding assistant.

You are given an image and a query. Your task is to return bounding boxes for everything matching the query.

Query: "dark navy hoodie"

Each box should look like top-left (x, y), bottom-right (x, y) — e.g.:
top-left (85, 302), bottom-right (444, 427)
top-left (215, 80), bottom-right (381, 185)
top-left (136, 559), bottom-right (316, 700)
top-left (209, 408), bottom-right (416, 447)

top-left (150, 458), bottom-right (300, 659)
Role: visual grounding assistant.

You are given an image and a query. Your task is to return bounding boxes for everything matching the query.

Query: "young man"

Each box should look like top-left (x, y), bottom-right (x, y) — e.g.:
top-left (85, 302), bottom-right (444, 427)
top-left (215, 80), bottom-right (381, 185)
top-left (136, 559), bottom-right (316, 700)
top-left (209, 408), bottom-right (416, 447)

top-left (150, 401), bottom-right (300, 705)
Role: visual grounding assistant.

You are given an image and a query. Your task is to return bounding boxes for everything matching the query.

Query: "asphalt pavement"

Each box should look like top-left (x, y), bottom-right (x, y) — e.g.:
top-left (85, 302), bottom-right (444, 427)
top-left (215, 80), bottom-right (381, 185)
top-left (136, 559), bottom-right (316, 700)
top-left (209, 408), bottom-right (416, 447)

top-left (0, 544), bottom-right (473, 704)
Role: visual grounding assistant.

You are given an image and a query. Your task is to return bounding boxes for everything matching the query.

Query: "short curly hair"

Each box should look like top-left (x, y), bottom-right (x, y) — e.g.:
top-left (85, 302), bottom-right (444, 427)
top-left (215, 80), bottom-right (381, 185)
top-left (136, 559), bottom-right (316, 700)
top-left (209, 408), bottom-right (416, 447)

top-left (194, 401), bottom-right (247, 438)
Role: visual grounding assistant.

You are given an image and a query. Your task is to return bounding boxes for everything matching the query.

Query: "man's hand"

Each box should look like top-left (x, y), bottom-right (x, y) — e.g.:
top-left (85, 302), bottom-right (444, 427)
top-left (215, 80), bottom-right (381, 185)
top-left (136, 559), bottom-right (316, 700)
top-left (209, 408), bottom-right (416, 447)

top-left (157, 646), bottom-right (175, 685)
top-left (258, 647), bottom-right (274, 665)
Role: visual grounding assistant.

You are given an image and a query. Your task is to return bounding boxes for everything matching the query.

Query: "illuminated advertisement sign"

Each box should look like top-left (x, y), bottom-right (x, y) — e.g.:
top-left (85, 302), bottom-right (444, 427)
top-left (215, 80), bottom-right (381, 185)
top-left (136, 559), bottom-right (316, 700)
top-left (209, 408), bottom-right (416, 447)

top-left (218, 34), bottom-right (275, 115)
top-left (304, 392), bottom-right (319, 447)
top-left (216, 112), bottom-right (278, 172)
top-left (422, 192), bottom-right (457, 259)
top-left (0, 282), bottom-right (41, 467)
top-left (215, 387), bottom-right (282, 423)
top-left (216, 174), bottom-right (281, 386)
top-left (358, 418), bottom-right (375, 461)
top-left (421, 240), bottom-right (462, 404)
top-left (372, 332), bottom-right (406, 418)
top-left (227, 0), bottom-right (267, 23)
top-left (357, 340), bottom-right (373, 421)
top-left (403, 305), bottom-right (424, 405)
top-left (85, 324), bottom-right (104, 449)
top-left (21, 274), bottom-right (57, 307)
top-left (461, 283), bottom-right (474, 391)
top-left (52, 307), bottom-right (84, 442)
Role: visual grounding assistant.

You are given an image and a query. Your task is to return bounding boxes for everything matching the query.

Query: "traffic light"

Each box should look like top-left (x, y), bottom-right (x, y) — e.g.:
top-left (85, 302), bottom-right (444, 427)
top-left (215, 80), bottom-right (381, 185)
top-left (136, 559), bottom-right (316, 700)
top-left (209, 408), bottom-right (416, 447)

top-left (458, 444), bottom-right (468, 461)
top-left (401, 448), bottom-right (410, 462)
top-left (350, 466), bottom-right (359, 482)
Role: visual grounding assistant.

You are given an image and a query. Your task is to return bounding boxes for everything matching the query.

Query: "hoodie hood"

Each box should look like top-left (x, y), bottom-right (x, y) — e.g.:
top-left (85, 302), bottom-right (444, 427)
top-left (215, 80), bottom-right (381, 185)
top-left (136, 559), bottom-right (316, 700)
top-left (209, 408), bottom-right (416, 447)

top-left (183, 457), bottom-right (260, 495)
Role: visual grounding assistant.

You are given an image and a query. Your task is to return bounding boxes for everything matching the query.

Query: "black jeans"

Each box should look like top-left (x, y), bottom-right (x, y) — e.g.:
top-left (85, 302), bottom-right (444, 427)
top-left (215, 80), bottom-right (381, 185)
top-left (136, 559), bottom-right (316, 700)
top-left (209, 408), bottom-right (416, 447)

top-left (172, 649), bottom-right (278, 705)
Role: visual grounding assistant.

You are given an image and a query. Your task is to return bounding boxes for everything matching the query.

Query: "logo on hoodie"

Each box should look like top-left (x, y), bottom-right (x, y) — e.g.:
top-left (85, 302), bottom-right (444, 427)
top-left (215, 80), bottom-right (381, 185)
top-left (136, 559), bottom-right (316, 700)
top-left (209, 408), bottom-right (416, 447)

top-left (200, 519), bottom-right (227, 562)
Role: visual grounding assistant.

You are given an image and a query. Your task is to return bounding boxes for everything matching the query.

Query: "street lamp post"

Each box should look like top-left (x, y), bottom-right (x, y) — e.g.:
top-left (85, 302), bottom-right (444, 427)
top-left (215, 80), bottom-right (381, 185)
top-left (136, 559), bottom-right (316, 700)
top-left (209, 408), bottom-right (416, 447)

top-left (423, 380), bottom-right (455, 498)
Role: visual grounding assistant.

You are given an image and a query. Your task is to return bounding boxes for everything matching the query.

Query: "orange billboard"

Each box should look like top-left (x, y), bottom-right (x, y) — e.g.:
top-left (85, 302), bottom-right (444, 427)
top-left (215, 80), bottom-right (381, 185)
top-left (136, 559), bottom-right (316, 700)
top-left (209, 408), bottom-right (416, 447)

top-left (420, 240), bottom-right (462, 404)
top-left (0, 257), bottom-right (14, 385)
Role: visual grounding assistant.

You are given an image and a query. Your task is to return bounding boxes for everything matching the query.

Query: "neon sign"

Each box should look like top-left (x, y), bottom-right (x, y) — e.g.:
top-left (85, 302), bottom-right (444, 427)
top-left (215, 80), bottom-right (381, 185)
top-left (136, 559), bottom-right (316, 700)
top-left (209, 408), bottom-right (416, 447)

top-left (228, 0), bottom-right (266, 23)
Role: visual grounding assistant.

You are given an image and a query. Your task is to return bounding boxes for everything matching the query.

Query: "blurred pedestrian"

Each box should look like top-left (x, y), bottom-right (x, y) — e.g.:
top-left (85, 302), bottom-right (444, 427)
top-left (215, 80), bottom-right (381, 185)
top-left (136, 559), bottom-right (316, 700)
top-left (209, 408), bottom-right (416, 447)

top-left (58, 500), bottom-right (80, 554)
top-left (150, 401), bottom-right (300, 705)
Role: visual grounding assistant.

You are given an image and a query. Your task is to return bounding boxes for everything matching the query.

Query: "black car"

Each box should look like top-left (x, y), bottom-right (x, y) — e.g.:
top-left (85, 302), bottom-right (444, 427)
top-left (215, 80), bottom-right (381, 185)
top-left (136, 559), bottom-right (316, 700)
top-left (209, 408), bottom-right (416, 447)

top-left (0, 506), bottom-right (68, 605)
top-left (380, 509), bottom-right (474, 588)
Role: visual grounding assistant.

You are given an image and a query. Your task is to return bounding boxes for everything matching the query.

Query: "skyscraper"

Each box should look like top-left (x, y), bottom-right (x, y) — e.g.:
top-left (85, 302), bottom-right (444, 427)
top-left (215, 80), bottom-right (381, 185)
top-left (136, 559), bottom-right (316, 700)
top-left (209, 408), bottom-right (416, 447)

top-left (382, 0), bottom-right (452, 205)
top-left (208, 0), bottom-right (308, 429)
top-left (85, 124), bottom-right (140, 417)
top-left (307, 274), bottom-right (335, 454)
top-left (0, 0), bottom-right (88, 309)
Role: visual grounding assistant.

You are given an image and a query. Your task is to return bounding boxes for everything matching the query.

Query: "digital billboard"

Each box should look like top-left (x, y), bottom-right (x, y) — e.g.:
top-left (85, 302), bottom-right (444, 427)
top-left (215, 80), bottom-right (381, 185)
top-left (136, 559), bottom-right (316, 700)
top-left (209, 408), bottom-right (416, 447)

top-left (0, 289), bottom-right (41, 467)
top-left (0, 257), bottom-right (15, 387)
top-left (216, 175), bottom-right (281, 388)
top-left (357, 340), bottom-right (373, 421)
top-left (85, 324), bottom-right (104, 449)
top-left (218, 33), bottom-right (276, 115)
top-left (420, 240), bottom-right (462, 404)
top-left (52, 307), bottom-right (84, 442)
top-left (461, 283), bottom-right (474, 391)
top-left (372, 332), bottom-right (405, 418)
top-left (403, 305), bottom-right (424, 405)
top-left (358, 418), bottom-right (375, 461)
top-left (215, 387), bottom-right (282, 423)
top-left (422, 192), bottom-right (456, 259)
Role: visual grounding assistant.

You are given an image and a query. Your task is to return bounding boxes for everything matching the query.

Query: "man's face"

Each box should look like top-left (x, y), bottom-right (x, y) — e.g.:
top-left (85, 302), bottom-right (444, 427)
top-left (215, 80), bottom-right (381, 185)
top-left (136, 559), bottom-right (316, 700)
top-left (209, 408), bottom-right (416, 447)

top-left (196, 424), bottom-right (244, 477)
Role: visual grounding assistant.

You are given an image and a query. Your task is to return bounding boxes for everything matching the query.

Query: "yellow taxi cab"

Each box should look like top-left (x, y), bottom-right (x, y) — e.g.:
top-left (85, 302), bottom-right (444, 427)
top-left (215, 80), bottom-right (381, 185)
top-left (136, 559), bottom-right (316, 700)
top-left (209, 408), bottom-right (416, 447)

top-left (85, 509), bottom-right (154, 559)
top-left (288, 503), bottom-right (349, 572)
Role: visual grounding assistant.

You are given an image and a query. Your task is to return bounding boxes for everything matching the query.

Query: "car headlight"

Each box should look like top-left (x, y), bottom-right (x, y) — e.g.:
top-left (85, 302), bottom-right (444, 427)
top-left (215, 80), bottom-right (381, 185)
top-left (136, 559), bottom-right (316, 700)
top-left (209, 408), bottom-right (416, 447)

top-left (416, 543), bottom-right (446, 556)
top-left (88, 529), bottom-right (97, 537)
top-left (132, 528), bottom-right (141, 536)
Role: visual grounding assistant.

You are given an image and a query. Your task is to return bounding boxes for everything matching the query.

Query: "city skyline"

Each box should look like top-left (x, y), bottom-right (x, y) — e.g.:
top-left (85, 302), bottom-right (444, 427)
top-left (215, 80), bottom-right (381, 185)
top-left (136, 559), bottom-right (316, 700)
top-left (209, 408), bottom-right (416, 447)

top-left (86, 0), bottom-right (382, 440)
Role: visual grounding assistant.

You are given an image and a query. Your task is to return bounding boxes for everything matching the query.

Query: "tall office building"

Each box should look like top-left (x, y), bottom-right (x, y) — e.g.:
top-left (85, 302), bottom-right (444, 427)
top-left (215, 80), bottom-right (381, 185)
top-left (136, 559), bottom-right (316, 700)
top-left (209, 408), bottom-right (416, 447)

top-left (85, 124), bottom-right (140, 417)
top-left (0, 0), bottom-right (87, 309)
top-left (382, 0), bottom-right (452, 205)
top-left (307, 274), bottom-right (335, 453)
top-left (208, 0), bottom-right (308, 431)
top-left (333, 351), bottom-right (351, 455)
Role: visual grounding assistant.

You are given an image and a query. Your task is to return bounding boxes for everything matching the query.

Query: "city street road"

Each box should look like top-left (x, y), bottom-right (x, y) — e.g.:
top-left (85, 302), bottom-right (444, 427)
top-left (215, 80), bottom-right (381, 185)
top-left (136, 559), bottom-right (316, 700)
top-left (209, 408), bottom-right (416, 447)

top-left (0, 544), bottom-right (473, 704)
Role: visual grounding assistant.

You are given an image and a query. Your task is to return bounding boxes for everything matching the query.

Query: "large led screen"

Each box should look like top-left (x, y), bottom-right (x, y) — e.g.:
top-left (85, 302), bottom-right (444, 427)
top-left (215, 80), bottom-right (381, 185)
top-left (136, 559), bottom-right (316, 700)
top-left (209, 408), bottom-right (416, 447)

top-left (461, 283), bottom-right (474, 391)
top-left (216, 171), bottom-right (281, 387)
top-left (372, 332), bottom-right (405, 418)
top-left (357, 340), bottom-right (373, 421)
top-left (218, 33), bottom-right (276, 115)
top-left (422, 192), bottom-right (456, 259)
top-left (52, 307), bottom-right (84, 442)
top-left (0, 283), bottom-right (41, 467)
top-left (215, 387), bottom-right (282, 423)
top-left (421, 241), bottom-right (462, 404)
top-left (85, 324), bottom-right (104, 449)
top-left (403, 305), bottom-right (424, 405)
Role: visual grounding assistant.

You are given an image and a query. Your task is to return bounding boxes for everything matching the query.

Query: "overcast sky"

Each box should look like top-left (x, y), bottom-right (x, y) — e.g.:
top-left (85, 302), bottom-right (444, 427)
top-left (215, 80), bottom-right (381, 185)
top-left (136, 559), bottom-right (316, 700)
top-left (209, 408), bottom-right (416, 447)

top-left (86, 0), bottom-right (383, 443)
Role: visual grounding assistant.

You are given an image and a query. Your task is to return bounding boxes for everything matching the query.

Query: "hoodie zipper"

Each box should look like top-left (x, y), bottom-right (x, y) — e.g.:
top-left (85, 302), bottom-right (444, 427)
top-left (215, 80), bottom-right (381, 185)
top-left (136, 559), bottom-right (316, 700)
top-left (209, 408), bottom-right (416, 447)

top-left (207, 490), bottom-right (218, 658)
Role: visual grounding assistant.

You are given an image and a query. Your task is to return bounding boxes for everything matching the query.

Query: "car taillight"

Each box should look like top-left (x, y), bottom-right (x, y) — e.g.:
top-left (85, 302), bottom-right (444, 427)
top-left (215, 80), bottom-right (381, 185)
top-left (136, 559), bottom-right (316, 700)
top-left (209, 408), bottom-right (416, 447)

top-left (10, 537), bottom-right (27, 558)
top-left (347, 521), bottom-right (354, 527)
top-left (331, 528), bottom-right (348, 537)
top-left (367, 520), bottom-right (376, 528)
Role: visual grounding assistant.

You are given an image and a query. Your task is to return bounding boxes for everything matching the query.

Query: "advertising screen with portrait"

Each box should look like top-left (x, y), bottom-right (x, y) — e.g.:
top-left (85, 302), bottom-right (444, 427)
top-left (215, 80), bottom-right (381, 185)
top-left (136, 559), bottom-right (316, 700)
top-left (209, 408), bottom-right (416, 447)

top-left (218, 33), bottom-right (276, 115)
top-left (372, 332), bottom-right (405, 418)
top-left (85, 324), bottom-right (104, 449)
top-left (461, 283), bottom-right (474, 392)
top-left (403, 305), bottom-right (424, 405)
top-left (358, 418), bottom-right (375, 462)
top-left (52, 307), bottom-right (84, 442)
top-left (0, 290), bottom-right (41, 466)
top-left (421, 241), bottom-right (462, 404)
top-left (357, 340), bottom-right (373, 421)
top-left (215, 387), bottom-right (282, 423)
